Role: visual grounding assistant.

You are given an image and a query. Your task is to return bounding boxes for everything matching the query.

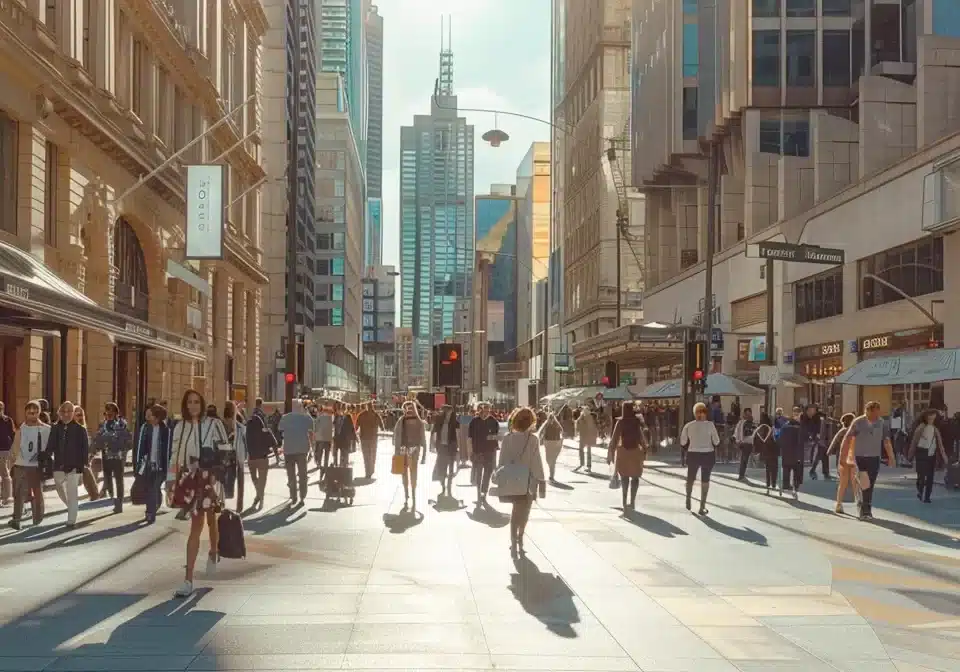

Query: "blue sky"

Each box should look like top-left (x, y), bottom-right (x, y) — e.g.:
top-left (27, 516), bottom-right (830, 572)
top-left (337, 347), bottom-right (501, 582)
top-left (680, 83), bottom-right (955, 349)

top-left (374, 0), bottom-right (551, 271)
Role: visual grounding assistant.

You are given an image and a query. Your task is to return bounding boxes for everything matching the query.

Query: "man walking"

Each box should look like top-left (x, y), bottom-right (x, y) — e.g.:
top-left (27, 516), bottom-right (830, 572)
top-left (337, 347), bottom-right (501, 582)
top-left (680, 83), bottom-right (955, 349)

top-left (278, 406), bottom-right (314, 506)
top-left (356, 403), bottom-right (383, 478)
top-left (841, 401), bottom-right (895, 520)
top-left (48, 401), bottom-right (89, 527)
top-left (7, 401), bottom-right (50, 529)
top-left (468, 403), bottom-right (500, 506)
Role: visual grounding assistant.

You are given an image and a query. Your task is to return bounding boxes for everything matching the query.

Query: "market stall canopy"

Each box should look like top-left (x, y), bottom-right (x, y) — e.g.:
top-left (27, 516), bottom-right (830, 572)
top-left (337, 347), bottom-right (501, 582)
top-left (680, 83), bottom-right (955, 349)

top-left (834, 348), bottom-right (960, 386)
top-left (541, 385), bottom-right (635, 404)
top-left (636, 373), bottom-right (765, 399)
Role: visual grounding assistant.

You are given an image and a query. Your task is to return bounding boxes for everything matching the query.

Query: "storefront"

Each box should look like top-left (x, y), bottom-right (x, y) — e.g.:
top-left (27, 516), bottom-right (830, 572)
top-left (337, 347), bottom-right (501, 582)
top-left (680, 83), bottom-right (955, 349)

top-left (793, 341), bottom-right (844, 412)
top-left (854, 326), bottom-right (944, 416)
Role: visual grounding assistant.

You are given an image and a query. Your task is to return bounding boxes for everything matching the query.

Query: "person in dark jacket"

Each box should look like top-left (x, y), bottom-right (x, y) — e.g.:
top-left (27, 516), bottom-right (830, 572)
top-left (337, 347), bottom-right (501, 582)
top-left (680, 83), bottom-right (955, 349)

top-left (244, 406), bottom-right (274, 510)
top-left (431, 405), bottom-right (460, 498)
top-left (47, 402), bottom-right (90, 526)
top-left (135, 404), bottom-right (171, 524)
top-left (333, 403), bottom-right (357, 467)
top-left (0, 401), bottom-right (16, 506)
top-left (752, 423), bottom-right (778, 493)
top-left (777, 407), bottom-right (804, 499)
top-left (801, 405), bottom-right (830, 480)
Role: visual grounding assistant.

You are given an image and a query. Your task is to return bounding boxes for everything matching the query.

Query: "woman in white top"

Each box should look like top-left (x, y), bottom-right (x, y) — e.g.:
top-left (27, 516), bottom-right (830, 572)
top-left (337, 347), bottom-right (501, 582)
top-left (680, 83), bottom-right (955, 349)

top-left (679, 402), bottom-right (720, 515)
top-left (498, 407), bottom-right (546, 557)
top-left (168, 389), bottom-right (230, 598)
top-left (908, 409), bottom-right (948, 503)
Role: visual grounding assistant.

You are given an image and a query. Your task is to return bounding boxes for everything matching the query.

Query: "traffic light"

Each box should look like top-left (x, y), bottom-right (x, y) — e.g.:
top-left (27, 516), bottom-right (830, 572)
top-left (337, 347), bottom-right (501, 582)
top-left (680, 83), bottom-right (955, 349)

top-left (284, 372), bottom-right (295, 385)
top-left (687, 340), bottom-right (708, 393)
top-left (603, 361), bottom-right (619, 388)
top-left (433, 343), bottom-right (463, 388)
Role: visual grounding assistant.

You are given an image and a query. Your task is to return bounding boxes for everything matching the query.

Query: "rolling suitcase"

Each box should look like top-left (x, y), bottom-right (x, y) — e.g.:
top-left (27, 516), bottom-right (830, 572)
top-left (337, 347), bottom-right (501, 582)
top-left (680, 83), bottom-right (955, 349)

top-left (323, 466), bottom-right (356, 505)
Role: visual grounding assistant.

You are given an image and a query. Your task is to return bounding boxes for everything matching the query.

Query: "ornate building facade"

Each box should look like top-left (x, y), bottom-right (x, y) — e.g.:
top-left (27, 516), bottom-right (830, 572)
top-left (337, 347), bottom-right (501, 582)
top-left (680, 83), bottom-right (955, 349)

top-left (0, 0), bottom-right (268, 421)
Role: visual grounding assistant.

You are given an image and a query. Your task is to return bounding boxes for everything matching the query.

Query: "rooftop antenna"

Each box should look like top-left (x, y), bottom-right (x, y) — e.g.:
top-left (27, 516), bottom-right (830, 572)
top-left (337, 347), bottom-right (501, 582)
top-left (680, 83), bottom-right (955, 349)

top-left (438, 14), bottom-right (454, 96)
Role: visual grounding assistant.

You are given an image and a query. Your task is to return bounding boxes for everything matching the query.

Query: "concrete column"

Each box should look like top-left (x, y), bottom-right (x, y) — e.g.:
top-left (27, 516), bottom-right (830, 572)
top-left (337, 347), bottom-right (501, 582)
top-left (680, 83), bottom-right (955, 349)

top-left (246, 288), bottom-right (261, 398)
top-left (15, 336), bottom-right (44, 410)
top-left (17, 123), bottom-right (47, 258)
top-left (92, 0), bottom-right (116, 94)
top-left (85, 332), bottom-right (115, 415)
top-left (65, 329), bottom-right (82, 403)
top-left (211, 270), bottom-right (230, 406)
top-left (58, 0), bottom-right (78, 60)
top-left (942, 234), bottom-right (960, 412)
top-left (141, 50), bottom-right (157, 136)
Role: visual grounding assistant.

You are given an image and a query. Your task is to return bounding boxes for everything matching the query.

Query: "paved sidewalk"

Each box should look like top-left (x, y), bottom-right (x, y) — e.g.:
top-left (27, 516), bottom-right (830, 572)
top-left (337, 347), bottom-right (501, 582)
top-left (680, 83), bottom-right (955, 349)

top-left (0, 438), bottom-right (957, 671)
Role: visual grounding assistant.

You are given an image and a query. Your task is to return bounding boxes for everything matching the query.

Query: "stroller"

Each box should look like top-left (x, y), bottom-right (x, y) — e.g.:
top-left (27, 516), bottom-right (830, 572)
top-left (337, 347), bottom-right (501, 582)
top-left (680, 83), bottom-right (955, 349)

top-left (322, 465), bottom-right (356, 506)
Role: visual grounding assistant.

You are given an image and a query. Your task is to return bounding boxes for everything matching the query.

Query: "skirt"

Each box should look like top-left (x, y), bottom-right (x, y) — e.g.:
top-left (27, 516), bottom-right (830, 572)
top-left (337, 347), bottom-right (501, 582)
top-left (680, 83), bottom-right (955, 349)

top-left (172, 465), bottom-right (224, 517)
top-left (615, 447), bottom-right (646, 478)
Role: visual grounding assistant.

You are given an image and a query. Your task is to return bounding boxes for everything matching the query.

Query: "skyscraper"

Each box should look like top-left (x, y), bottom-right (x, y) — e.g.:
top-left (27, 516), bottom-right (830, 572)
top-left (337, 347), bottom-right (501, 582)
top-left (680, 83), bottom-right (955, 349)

top-left (261, 0), bottom-right (319, 396)
top-left (399, 38), bottom-right (474, 386)
top-left (365, 4), bottom-right (383, 200)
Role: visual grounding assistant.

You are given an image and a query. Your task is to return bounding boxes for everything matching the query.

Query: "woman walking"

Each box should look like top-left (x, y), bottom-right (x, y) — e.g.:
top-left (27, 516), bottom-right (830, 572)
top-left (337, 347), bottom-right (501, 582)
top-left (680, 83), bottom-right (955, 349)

top-left (829, 413), bottom-right (856, 513)
top-left (168, 389), bottom-right (230, 598)
top-left (908, 409), bottom-right (949, 504)
top-left (135, 404), bottom-right (171, 524)
top-left (752, 421), bottom-right (778, 494)
top-left (679, 402), bottom-right (720, 515)
top-left (607, 403), bottom-right (647, 511)
top-left (431, 404), bottom-right (459, 498)
top-left (392, 402), bottom-right (426, 511)
top-left (498, 408), bottom-right (545, 556)
top-left (538, 412), bottom-right (563, 482)
top-left (575, 403), bottom-right (599, 472)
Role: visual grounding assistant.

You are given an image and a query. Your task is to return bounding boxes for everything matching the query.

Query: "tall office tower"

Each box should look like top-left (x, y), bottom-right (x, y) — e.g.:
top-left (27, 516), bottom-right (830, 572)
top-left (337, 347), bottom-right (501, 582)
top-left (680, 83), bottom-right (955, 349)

top-left (364, 4), bottom-right (384, 270)
top-left (515, 142), bottom-right (551, 348)
top-left (399, 33), bottom-right (475, 386)
top-left (554, 0), bottom-right (639, 356)
top-left (548, 0), bottom-right (568, 387)
top-left (261, 0), bottom-right (319, 397)
top-left (314, 73), bottom-right (366, 392)
top-left (476, 186), bottom-right (521, 358)
top-left (315, 0), bottom-right (368, 170)
top-left (362, 265), bottom-right (397, 397)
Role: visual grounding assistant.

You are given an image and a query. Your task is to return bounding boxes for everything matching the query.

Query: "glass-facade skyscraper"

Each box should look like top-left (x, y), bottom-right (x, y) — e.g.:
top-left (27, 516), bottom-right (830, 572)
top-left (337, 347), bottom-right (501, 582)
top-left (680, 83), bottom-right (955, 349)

top-left (399, 79), bottom-right (475, 385)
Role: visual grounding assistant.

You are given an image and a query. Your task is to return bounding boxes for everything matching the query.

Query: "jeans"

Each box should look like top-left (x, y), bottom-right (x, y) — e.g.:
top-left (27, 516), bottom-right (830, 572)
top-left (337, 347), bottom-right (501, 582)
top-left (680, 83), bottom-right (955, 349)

top-left (578, 440), bottom-right (593, 470)
top-left (11, 465), bottom-right (43, 524)
top-left (474, 451), bottom-right (496, 496)
top-left (855, 455), bottom-right (881, 515)
top-left (782, 462), bottom-right (803, 491)
top-left (915, 451), bottom-right (936, 501)
top-left (360, 438), bottom-right (378, 477)
top-left (809, 445), bottom-right (830, 478)
top-left (101, 458), bottom-right (125, 501)
top-left (316, 440), bottom-right (332, 469)
top-left (737, 443), bottom-right (753, 479)
top-left (53, 470), bottom-right (80, 525)
top-left (285, 453), bottom-right (308, 500)
top-left (144, 470), bottom-right (164, 521)
top-left (248, 458), bottom-right (269, 503)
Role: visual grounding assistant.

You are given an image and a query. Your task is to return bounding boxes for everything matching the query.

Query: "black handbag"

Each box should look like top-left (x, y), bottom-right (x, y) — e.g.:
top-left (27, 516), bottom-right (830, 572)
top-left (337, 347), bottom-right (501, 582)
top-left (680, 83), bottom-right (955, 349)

top-left (198, 420), bottom-right (226, 469)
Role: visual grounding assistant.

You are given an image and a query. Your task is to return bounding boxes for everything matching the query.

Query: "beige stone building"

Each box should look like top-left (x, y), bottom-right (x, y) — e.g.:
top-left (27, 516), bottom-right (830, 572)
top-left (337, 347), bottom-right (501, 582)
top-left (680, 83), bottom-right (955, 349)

top-left (0, 0), bottom-right (268, 421)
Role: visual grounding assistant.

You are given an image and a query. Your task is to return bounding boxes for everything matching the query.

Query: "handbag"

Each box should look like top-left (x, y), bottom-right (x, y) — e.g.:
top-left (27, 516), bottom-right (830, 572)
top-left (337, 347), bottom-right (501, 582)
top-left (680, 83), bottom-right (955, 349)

top-left (491, 435), bottom-right (534, 497)
top-left (391, 453), bottom-right (406, 475)
top-left (130, 472), bottom-right (148, 505)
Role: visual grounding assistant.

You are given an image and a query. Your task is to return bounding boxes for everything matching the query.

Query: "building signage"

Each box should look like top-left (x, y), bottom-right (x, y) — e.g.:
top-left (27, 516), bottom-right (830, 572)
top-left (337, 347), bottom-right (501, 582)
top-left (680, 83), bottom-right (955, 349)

top-left (794, 341), bottom-right (843, 361)
top-left (125, 322), bottom-right (157, 339)
top-left (860, 335), bottom-right (890, 351)
top-left (2, 281), bottom-right (29, 301)
top-left (856, 327), bottom-right (943, 355)
top-left (185, 164), bottom-right (225, 260)
top-left (756, 241), bottom-right (845, 265)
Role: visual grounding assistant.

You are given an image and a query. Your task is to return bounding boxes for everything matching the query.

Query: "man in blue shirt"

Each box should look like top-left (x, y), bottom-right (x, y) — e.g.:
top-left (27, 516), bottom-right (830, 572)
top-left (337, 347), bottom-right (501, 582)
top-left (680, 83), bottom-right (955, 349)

top-left (278, 409), bottom-right (314, 505)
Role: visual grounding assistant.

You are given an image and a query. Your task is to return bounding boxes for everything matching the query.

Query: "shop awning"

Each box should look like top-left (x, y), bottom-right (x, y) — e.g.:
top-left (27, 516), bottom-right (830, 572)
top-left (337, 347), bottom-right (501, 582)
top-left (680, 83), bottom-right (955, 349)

top-left (0, 242), bottom-right (205, 361)
top-left (834, 348), bottom-right (960, 386)
top-left (636, 373), bottom-right (766, 399)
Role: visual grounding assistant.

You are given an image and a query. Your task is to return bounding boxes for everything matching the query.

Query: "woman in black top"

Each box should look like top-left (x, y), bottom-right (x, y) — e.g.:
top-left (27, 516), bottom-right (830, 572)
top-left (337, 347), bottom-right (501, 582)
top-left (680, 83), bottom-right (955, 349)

top-left (752, 423), bottom-right (778, 493)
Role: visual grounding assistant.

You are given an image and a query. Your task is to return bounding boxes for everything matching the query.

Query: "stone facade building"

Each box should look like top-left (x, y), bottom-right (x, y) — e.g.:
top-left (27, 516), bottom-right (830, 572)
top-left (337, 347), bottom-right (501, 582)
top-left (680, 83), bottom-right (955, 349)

top-left (0, 0), bottom-right (268, 421)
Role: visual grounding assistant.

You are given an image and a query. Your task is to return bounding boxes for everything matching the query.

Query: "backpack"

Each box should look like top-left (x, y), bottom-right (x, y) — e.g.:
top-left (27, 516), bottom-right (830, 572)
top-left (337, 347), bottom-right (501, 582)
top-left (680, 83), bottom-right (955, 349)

top-left (217, 510), bottom-right (246, 559)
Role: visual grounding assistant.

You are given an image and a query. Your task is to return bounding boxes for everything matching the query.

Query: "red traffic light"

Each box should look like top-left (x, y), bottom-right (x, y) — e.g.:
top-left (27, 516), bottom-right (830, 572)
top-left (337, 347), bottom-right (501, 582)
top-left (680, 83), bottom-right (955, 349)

top-left (370, 393), bottom-right (377, 399)
top-left (692, 370), bottom-right (705, 381)
top-left (600, 376), bottom-right (610, 386)
top-left (284, 372), bottom-right (295, 384)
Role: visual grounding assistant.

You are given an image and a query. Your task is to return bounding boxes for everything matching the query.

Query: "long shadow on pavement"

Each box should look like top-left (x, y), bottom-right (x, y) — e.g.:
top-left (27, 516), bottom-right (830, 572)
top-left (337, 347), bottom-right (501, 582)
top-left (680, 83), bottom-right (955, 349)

top-left (242, 502), bottom-right (305, 535)
top-left (26, 519), bottom-right (146, 553)
top-left (694, 513), bottom-right (768, 546)
top-left (383, 510), bottom-right (423, 534)
top-left (620, 507), bottom-right (688, 538)
top-left (509, 555), bottom-right (580, 638)
top-left (466, 503), bottom-right (510, 528)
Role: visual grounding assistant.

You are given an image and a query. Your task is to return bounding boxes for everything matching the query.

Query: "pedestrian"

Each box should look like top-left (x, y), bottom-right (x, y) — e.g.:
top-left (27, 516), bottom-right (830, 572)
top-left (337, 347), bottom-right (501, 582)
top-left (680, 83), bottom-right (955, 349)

top-left (48, 401), bottom-right (89, 527)
top-left (778, 407), bottom-right (804, 499)
top-left (222, 401), bottom-right (247, 510)
top-left (0, 401), bottom-right (15, 506)
top-left (575, 403), bottom-right (598, 472)
top-left (537, 411), bottom-right (563, 482)
top-left (244, 401), bottom-right (274, 511)
top-left (753, 421), bottom-right (778, 493)
top-left (333, 402), bottom-right (357, 468)
top-left (356, 402), bottom-right (384, 479)
top-left (94, 402), bottom-right (133, 512)
top-left (277, 404), bottom-right (315, 505)
top-left (607, 402), bottom-right (647, 511)
top-left (497, 407), bottom-right (546, 557)
top-left (392, 401), bottom-right (426, 511)
top-left (802, 405), bottom-right (830, 480)
top-left (679, 402), bottom-right (720, 515)
top-left (135, 404), bottom-right (170, 524)
top-left (908, 408), bottom-right (949, 504)
top-left (841, 401), bottom-right (896, 520)
top-left (468, 402), bottom-right (500, 506)
top-left (313, 403), bottom-right (334, 471)
top-left (830, 413), bottom-right (856, 513)
top-left (431, 405), bottom-right (459, 498)
top-left (6, 400), bottom-right (50, 529)
top-left (734, 407), bottom-right (757, 481)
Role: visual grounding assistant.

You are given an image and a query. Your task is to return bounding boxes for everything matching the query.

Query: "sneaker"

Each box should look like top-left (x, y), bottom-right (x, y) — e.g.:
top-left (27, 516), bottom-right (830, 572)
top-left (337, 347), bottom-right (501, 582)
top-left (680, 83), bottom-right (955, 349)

top-left (835, 504), bottom-right (844, 514)
top-left (174, 581), bottom-right (194, 598)
top-left (206, 553), bottom-right (219, 576)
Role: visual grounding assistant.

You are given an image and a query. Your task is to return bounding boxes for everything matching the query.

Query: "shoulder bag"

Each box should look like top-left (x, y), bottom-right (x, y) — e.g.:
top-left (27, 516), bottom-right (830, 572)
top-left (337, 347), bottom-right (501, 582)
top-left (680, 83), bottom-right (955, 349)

top-left (491, 434), bottom-right (533, 497)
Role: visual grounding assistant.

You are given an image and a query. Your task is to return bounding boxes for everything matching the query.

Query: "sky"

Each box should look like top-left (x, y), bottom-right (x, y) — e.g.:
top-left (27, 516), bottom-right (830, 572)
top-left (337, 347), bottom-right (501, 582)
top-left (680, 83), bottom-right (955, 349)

top-left (373, 0), bottom-right (552, 272)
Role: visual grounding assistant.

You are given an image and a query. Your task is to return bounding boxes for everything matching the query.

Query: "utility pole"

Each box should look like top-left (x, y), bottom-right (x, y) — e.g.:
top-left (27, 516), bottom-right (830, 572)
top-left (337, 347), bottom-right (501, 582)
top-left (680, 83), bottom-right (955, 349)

top-left (702, 142), bottom-right (718, 395)
top-left (765, 258), bottom-right (775, 412)
top-left (284, 11), bottom-right (301, 414)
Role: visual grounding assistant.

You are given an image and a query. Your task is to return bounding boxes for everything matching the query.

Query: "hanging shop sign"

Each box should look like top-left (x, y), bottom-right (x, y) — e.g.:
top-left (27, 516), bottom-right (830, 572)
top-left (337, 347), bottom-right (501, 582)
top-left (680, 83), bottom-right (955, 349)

top-left (185, 164), bottom-right (226, 260)
top-left (754, 242), bottom-right (845, 265)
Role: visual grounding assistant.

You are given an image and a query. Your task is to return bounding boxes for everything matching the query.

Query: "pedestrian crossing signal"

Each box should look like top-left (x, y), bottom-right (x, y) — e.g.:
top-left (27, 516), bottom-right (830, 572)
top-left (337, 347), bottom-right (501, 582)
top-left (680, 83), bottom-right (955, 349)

top-left (433, 343), bottom-right (463, 388)
top-left (687, 340), bottom-right (708, 393)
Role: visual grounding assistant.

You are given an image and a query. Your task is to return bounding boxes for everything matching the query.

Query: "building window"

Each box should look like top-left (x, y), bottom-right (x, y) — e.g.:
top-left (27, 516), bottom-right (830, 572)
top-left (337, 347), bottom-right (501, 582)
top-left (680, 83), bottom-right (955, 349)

top-left (131, 38), bottom-right (144, 117)
top-left (758, 118), bottom-right (809, 156)
top-left (332, 305), bottom-right (343, 326)
top-left (44, 0), bottom-right (58, 35)
top-left (156, 66), bottom-right (170, 143)
top-left (317, 259), bottom-right (329, 275)
top-left (334, 179), bottom-right (345, 197)
top-left (683, 0), bottom-right (697, 14)
top-left (823, 0), bottom-right (851, 16)
top-left (317, 233), bottom-right (331, 249)
top-left (860, 237), bottom-right (944, 309)
top-left (823, 30), bottom-right (851, 87)
top-left (753, 0), bottom-right (779, 17)
top-left (682, 87), bottom-right (698, 140)
top-left (332, 232), bottom-right (344, 249)
top-left (0, 111), bottom-right (17, 235)
top-left (785, 0), bottom-right (815, 17)
top-left (81, 0), bottom-right (93, 69)
top-left (932, 0), bottom-right (960, 38)
top-left (795, 267), bottom-right (843, 324)
top-left (44, 141), bottom-right (58, 246)
top-left (682, 23), bottom-right (699, 77)
top-left (752, 30), bottom-right (780, 87)
top-left (332, 257), bottom-right (344, 276)
top-left (332, 284), bottom-right (343, 301)
top-left (786, 31), bottom-right (816, 87)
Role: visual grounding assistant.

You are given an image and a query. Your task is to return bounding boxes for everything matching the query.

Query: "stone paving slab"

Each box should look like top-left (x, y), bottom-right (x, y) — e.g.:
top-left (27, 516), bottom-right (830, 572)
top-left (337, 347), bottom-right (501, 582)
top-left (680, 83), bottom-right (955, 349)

top-left (1, 438), bottom-right (959, 670)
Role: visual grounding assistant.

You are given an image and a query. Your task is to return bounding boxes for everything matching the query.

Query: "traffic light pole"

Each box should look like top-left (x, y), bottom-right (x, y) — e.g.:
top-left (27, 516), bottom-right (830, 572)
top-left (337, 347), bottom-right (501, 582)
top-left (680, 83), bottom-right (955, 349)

top-left (284, 16), bottom-right (302, 414)
top-left (765, 258), bottom-right (775, 413)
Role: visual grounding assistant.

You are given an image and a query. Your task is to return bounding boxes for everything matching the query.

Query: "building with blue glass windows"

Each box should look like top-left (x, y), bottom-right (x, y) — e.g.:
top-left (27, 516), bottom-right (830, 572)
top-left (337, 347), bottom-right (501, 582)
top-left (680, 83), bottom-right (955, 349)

top-left (476, 188), bottom-right (520, 358)
top-left (398, 52), bottom-right (475, 387)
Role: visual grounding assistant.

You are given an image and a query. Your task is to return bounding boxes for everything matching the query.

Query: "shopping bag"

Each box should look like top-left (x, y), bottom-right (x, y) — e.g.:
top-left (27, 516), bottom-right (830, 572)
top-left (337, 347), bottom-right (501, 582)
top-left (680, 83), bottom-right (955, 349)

top-left (217, 509), bottom-right (246, 559)
top-left (391, 453), bottom-right (405, 475)
top-left (82, 467), bottom-right (99, 501)
top-left (130, 472), bottom-right (148, 505)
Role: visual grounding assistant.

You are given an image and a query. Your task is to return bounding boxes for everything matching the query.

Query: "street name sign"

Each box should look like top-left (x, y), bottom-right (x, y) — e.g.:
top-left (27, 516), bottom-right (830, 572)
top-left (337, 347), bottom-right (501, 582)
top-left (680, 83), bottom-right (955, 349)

top-left (752, 241), bottom-right (844, 265)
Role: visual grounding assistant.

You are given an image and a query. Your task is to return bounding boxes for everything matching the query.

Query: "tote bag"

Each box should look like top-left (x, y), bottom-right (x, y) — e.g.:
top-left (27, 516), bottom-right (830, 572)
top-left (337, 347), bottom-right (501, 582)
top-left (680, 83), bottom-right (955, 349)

top-left (491, 435), bottom-right (533, 497)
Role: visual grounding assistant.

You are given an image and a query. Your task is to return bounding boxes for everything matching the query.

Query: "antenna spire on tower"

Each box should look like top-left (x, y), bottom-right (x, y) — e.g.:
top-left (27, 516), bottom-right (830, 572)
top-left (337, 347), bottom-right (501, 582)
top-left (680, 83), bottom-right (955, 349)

top-left (438, 14), bottom-right (454, 96)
